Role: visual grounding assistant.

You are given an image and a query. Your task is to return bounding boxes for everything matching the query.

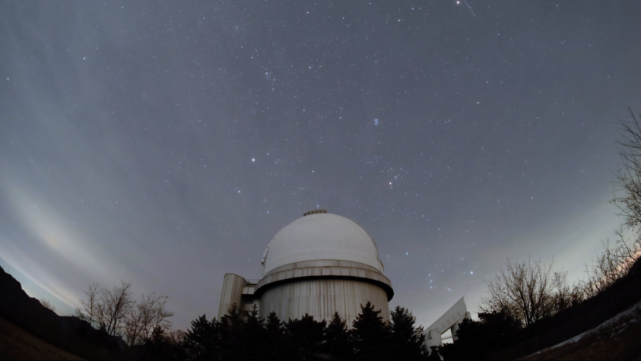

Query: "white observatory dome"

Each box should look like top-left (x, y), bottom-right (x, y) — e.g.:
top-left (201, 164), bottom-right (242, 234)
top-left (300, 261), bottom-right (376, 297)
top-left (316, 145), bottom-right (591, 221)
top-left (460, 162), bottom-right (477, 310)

top-left (261, 212), bottom-right (384, 275)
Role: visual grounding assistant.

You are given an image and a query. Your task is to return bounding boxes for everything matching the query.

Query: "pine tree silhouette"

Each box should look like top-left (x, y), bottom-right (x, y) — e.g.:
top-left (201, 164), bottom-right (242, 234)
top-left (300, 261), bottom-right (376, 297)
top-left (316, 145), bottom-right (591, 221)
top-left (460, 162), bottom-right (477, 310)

top-left (389, 306), bottom-right (427, 360)
top-left (182, 314), bottom-right (219, 360)
top-left (324, 312), bottom-right (353, 360)
top-left (351, 302), bottom-right (391, 361)
top-left (286, 314), bottom-right (326, 359)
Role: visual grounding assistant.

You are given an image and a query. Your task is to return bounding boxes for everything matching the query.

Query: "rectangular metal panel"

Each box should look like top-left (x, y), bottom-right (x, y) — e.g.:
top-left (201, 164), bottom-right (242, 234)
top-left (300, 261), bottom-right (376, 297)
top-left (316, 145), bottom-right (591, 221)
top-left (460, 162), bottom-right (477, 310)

top-left (218, 274), bottom-right (247, 318)
top-left (258, 278), bottom-right (389, 326)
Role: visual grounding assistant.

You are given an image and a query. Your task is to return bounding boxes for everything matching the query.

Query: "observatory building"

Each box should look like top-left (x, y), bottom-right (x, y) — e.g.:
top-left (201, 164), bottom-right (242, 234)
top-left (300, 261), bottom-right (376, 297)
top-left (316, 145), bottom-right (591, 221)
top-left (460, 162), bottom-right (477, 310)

top-left (218, 210), bottom-right (394, 324)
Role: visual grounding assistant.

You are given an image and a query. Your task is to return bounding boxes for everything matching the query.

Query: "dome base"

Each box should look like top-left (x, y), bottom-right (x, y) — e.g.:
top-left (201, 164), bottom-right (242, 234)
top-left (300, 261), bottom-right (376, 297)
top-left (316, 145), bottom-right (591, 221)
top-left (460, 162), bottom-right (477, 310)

top-left (258, 278), bottom-right (390, 324)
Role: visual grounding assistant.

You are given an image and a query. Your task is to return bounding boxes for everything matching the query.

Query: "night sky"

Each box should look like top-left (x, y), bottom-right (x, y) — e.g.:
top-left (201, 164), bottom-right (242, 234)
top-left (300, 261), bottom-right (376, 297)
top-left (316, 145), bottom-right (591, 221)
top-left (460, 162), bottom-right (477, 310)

top-left (1, 1), bottom-right (640, 331)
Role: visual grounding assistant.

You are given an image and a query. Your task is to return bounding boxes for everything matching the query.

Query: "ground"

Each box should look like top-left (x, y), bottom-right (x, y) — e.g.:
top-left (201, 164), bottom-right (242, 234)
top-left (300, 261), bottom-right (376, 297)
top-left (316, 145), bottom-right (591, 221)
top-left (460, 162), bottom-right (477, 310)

top-left (0, 315), bottom-right (82, 360)
top-left (522, 300), bottom-right (641, 360)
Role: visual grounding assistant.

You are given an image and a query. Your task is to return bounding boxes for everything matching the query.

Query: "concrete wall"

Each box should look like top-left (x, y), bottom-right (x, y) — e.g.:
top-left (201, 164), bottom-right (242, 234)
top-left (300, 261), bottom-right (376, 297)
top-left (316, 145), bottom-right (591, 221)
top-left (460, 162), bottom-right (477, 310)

top-left (259, 278), bottom-right (389, 325)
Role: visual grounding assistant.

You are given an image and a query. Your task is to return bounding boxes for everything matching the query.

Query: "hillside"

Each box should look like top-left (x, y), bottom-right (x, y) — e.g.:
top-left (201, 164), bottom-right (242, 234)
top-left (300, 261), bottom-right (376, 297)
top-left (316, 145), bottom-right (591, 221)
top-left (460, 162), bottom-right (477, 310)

top-left (522, 300), bottom-right (641, 360)
top-left (0, 267), bottom-right (129, 360)
top-left (0, 315), bottom-right (82, 360)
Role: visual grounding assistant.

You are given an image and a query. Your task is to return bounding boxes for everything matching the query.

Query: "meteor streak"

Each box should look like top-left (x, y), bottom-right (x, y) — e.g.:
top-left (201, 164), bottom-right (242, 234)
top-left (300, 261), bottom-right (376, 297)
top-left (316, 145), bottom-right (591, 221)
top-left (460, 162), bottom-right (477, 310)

top-left (463, 0), bottom-right (476, 17)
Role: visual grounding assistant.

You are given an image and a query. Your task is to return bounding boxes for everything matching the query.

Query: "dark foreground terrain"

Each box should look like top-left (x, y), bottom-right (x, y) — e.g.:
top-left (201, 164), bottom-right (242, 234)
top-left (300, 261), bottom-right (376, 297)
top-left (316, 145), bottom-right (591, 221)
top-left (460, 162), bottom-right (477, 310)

top-left (2, 263), bottom-right (641, 360)
top-left (0, 267), bottom-right (128, 360)
top-left (0, 315), bottom-right (82, 360)
top-left (522, 300), bottom-right (641, 360)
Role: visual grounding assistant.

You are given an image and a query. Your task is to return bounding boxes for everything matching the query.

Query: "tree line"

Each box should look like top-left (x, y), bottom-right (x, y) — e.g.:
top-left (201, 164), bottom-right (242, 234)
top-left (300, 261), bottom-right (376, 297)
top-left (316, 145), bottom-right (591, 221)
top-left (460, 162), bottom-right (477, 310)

top-left (75, 283), bottom-right (428, 360)
top-left (180, 302), bottom-right (428, 361)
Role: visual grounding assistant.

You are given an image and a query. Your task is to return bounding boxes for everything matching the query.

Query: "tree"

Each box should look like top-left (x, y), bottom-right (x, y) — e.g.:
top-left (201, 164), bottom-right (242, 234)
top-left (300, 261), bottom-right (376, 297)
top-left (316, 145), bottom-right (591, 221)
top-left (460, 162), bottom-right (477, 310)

top-left (76, 282), bottom-right (105, 329)
top-left (125, 293), bottom-right (175, 346)
top-left (351, 302), bottom-right (391, 361)
top-left (598, 107), bottom-right (641, 291)
top-left (285, 314), bottom-right (326, 359)
top-left (40, 299), bottom-right (56, 313)
top-left (324, 312), bottom-right (353, 360)
top-left (265, 311), bottom-right (284, 343)
top-left (480, 258), bottom-right (554, 327)
top-left (239, 304), bottom-right (266, 360)
top-left (426, 347), bottom-right (442, 361)
top-left (77, 281), bottom-right (173, 342)
top-left (612, 108), bottom-right (641, 231)
top-left (77, 281), bottom-right (134, 336)
top-left (182, 314), bottom-right (219, 361)
top-left (264, 312), bottom-right (298, 360)
top-left (102, 281), bottom-right (135, 336)
top-left (550, 271), bottom-right (583, 313)
top-left (143, 326), bottom-right (187, 361)
top-left (438, 311), bottom-right (521, 361)
top-left (583, 233), bottom-right (641, 298)
top-left (389, 306), bottom-right (426, 360)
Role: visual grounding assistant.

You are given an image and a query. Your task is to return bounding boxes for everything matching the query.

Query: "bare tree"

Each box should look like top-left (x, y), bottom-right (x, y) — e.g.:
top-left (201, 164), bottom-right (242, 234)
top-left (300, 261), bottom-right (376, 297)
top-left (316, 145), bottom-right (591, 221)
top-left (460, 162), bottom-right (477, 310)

top-left (612, 108), bottom-right (641, 231)
top-left (77, 281), bottom-right (134, 337)
top-left (77, 281), bottom-right (174, 343)
top-left (40, 299), bottom-right (56, 313)
top-left (124, 293), bottom-right (174, 346)
top-left (550, 271), bottom-right (584, 314)
top-left (582, 232), bottom-right (641, 298)
top-left (165, 329), bottom-right (186, 345)
top-left (480, 258), bottom-right (555, 327)
top-left (76, 282), bottom-right (106, 329)
top-left (101, 281), bottom-right (134, 336)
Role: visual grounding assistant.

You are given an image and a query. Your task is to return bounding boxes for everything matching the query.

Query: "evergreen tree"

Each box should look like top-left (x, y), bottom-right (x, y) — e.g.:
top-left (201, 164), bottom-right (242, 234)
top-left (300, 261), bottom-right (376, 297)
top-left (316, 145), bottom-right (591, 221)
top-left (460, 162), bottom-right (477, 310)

top-left (219, 304), bottom-right (246, 360)
top-left (439, 311), bottom-right (521, 360)
top-left (476, 311), bottom-right (521, 350)
top-left (239, 304), bottom-right (266, 360)
top-left (324, 312), bottom-right (353, 360)
top-left (144, 326), bottom-right (186, 360)
top-left (182, 314), bottom-right (219, 361)
top-left (286, 314), bottom-right (326, 359)
top-left (265, 312), bottom-right (283, 342)
top-left (426, 347), bottom-right (442, 361)
top-left (389, 306), bottom-right (427, 360)
top-left (264, 312), bottom-right (298, 360)
top-left (351, 302), bottom-right (391, 361)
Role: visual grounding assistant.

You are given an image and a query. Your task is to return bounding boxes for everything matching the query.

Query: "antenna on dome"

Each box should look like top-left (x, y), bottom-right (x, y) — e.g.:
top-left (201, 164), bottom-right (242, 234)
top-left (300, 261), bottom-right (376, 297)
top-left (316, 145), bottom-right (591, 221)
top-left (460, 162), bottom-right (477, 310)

top-left (303, 209), bottom-right (327, 217)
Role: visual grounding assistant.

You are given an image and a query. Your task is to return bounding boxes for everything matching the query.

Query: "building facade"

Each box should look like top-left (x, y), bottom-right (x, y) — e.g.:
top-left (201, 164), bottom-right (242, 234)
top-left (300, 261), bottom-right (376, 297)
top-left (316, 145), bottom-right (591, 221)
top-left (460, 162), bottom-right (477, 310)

top-left (217, 210), bottom-right (394, 325)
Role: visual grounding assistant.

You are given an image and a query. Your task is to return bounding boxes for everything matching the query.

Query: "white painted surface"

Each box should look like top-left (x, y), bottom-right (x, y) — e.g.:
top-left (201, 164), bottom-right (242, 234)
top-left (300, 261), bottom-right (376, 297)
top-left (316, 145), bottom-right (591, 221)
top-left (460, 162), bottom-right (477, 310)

top-left (261, 213), bottom-right (384, 275)
top-left (424, 296), bottom-right (469, 352)
top-left (259, 278), bottom-right (390, 324)
top-left (427, 296), bottom-right (468, 334)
